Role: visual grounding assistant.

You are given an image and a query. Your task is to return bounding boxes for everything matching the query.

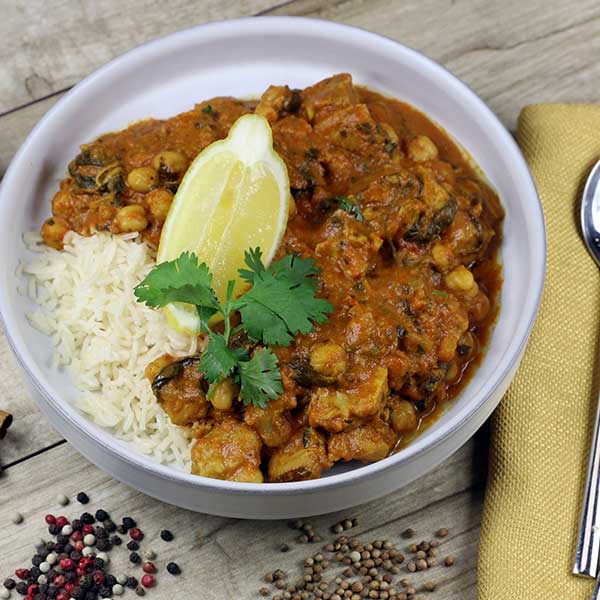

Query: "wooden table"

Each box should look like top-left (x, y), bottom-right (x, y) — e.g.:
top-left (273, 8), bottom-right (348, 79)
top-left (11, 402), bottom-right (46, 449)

top-left (1, 1), bottom-right (599, 597)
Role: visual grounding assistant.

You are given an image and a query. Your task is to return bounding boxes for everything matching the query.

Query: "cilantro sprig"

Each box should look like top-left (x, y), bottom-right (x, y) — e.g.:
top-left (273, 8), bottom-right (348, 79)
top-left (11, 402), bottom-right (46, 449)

top-left (335, 195), bottom-right (364, 222)
top-left (134, 249), bottom-right (333, 408)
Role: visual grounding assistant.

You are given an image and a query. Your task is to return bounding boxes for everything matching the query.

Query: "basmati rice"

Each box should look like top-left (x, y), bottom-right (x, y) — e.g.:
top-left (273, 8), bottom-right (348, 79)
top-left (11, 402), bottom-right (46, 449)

top-left (21, 231), bottom-right (198, 471)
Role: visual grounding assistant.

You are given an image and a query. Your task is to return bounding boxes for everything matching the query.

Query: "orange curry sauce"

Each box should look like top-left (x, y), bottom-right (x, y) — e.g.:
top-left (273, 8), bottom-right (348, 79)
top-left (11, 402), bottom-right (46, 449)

top-left (42, 74), bottom-right (503, 483)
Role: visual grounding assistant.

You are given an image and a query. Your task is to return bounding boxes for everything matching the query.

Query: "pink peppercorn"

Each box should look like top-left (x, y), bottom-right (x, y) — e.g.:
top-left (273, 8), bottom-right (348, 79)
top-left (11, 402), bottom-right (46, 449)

top-left (93, 571), bottom-right (105, 585)
top-left (73, 540), bottom-right (84, 551)
top-left (70, 530), bottom-right (83, 541)
top-left (52, 575), bottom-right (65, 588)
top-left (142, 562), bottom-right (156, 574)
top-left (141, 574), bottom-right (155, 588)
top-left (56, 516), bottom-right (68, 529)
top-left (59, 558), bottom-right (74, 571)
top-left (129, 528), bottom-right (144, 541)
top-left (56, 593), bottom-right (69, 600)
top-left (15, 569), bottom-right (29, 580)
top-left (27, 585), bottom-right (38, 596)
top-left (64, 582), bottom-right (75, 595)
top-left (44, 514), bottom-right (56, 525)
top-left (81, 524), bottom-right (94, 535)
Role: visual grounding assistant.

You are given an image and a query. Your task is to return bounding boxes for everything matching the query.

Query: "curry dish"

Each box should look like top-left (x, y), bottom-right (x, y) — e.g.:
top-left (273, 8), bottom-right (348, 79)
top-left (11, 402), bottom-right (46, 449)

top-left (41, 74), bottom-right (503, 483)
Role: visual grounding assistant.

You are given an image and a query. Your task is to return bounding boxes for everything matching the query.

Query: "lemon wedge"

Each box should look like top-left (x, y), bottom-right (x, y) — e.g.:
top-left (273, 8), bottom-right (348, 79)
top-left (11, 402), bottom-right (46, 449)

top-left (157, 114), bottom-right (291, 334)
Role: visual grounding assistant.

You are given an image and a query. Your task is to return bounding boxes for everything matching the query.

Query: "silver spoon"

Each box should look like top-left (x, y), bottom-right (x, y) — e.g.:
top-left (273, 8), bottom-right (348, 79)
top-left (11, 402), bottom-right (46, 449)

top-left (574, 159), bottom-right (600, 586)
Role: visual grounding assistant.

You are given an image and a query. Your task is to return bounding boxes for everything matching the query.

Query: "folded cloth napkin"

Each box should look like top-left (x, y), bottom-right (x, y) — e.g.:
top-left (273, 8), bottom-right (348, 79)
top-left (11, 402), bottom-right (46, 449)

top-left (478, 105), bottom-right (600, 599)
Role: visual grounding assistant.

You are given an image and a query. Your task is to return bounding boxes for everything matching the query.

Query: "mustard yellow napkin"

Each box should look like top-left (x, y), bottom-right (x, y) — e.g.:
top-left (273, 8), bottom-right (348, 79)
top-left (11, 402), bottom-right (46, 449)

top-left (478, 105), bottom-right (600, 599)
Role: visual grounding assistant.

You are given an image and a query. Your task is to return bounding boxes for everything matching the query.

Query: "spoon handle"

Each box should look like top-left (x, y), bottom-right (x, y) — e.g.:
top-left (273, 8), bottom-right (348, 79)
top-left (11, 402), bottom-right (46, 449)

top-left (574, 391), bottom-right (600, 578)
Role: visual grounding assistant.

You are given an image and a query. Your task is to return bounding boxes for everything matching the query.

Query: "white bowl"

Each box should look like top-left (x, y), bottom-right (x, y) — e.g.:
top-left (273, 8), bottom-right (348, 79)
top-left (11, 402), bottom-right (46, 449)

top-left (0, 17), bottom-right (545, 519)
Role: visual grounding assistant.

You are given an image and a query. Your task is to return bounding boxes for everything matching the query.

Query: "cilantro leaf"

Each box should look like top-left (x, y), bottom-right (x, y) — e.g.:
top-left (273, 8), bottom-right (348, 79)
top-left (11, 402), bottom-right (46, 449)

top-left (335, 195), bottom-right (364, 222)
top-left (238, 247), bottom-right (265, 285)
top-left (134, 252), bottom-right (220, 323)
top-left (199, 335), bottom-right (248, 384)
top-left (237, 348), bottom-right (283, 409)
top-left (234, 251), bottom-right (333, 346)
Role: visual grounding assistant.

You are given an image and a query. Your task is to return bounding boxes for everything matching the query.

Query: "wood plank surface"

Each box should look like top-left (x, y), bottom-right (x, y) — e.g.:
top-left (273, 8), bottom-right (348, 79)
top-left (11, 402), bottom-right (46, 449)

top-left (1, 1), bottom-right (599, 598)
top-left (0, 434), bottom-right (486, 599)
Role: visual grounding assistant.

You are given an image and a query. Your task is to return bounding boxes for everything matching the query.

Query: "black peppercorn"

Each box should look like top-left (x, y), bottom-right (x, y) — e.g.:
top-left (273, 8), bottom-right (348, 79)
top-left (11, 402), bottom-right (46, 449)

top-left (129, 552), bottom-right (141, 564)
top-left (16, 581), bottom-right (28, 595)
top-left (117, 524), bottom-right (127, 534)
top-left (32, 554), bottom-right (43, 566)
top-left (47, 586), bottom-right (59, 599)
top-left (122, 517), bottom-right (136, 530)
top-left (135, 586), bottom-right (145, 597)
top-left (76, 492), bottom-right (90, 504)
top-left (48, 524), bottom-right (61, 536)
top-left (125, 577), bottom-right (138, 589)
top-left (64, 571), bottom-right (76, 582)
top-left (95, 509), bottom-right (109, 522)
top-left (127, 540), bottom-right (139, 552)
top-left (70, 550), bottom-right (83, 562)
top-left (29, 567), bottom-right (41, 579)
top-left (104, 520), bottom-right (116, 533)
top-left (95, 526), bottom-right (108, 539)
top-left (4, 579), bottom-right (16, 590)
top-left (96, 539), bottom-right (111, 552)
top-left (85, 591), bottom-right (97, 600)
top-left (105, 575), bottom-right (116, 588)
top-left (56, 534), bottom-right (69, 546)
top-left (98, 585), bottom-right (111, 598)
top-left (80, 512), bottom-right (95, 525)
top-left (110, 535), bottom-right (122, 546)
top-left (93, 558), bottom-right (105, 570)
top-left (160, 529), bottom-right (174, 542)
top-left (79, 576), bottom-right (93, 590)
top-left (63, 543), bottom-right (74, 554)
top-left (70, 519), bottom-right (82, 531)
top-left (166, 562), bottom-right (181, 575)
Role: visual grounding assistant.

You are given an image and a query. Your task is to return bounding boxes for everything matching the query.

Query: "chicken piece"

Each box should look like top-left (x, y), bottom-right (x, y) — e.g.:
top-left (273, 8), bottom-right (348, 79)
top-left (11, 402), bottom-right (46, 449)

top-left (308, 367), bottom-right (389, 433)
top-left (315, 210), bottom-right (383, 279)
top-left (191, 418), bottom-right (263, 483)
top-left (301, 73), bottom-right (358, 122)
top-left (244, 395), bottom-right (296, 448)
top-left (255, 85), bottom-right (300, 123)
top-left (308, 342), bottom-right (347, 384)
top-left (328, 418), bottom-right (396, 463)
top-left (268, 427), bottom-right (333, 482)
top-left (271, 116), bottom-right (325, 190)
top-left (148, 356), bottom-right (209, 426)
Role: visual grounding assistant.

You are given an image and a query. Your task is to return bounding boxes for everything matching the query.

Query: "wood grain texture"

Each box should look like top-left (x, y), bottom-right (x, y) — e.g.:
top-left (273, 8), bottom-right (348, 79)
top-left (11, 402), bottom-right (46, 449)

top-left (0, 435), bottom-right (486, 599)
top-left (0, 0), bottom-right (283, 113)
top-left (2, 0), bottom-right (598, 597)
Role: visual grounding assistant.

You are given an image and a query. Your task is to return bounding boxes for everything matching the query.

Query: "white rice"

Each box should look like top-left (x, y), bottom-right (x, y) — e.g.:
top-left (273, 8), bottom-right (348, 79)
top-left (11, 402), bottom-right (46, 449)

top-left (21, 231), bottom-right (198, 471)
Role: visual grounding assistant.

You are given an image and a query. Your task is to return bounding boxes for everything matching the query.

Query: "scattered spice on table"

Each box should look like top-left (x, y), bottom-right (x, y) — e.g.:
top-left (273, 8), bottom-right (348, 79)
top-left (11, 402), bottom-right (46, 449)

top-left (258, 519), bottom-right (457, 599)
top-left (4, 492), bottom-right (183, 600)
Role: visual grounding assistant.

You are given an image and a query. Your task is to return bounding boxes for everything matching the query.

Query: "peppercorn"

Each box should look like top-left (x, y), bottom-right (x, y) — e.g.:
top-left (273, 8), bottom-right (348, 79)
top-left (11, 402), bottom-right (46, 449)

top-left (444, 555), bottom-right (455, 567)
top-left (93, 509), bottom-right (108, 522)
top-left (436, 528), bottom-right (449, 538)
top-left (48, 524), bottom-right (60, 536)
top-left (166, 562), bottom-right (180, 575)
top-left (135, 586), bottom-right (145, 597)
top-left (129, 552), bottom-right (141, 564)
top-left (159, 529), bottom-right (174, 542)
top-left (110, 535), bottom-right (122, 547)
top-left (140, 575), bottom-right (154, 588)
top-left (116, 524), bottom-right (127, 534)
top-left (121, 517), bottom-right (136, 530)
top-left (75, 492), bottom-right (89, 504)
top-left (98, 585), bottom-right (112, 598)
top-left (125, 577), bottom-right (138, 589)
top-left (15, 582), bottom-right (28, 596)
top-left (129, 528), bottom-right (144, 541)
top-left (80, 513), bottom-right (94, 525)
top-left (103, 520), bottom-right (116, 534)
top-left (93, 558), bottom-right (105, 570)
top-left (96, 539), bottom-right (111, 552)
top-left (79, 576), bottom-right (92, 590)
top-left (127, 540), bottom-right (139, 552)
top-left (95, 526), bottom-right (108, 539)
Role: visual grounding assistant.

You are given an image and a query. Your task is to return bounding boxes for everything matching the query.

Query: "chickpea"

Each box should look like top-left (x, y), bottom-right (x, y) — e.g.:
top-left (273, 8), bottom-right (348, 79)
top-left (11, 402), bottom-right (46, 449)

top-left (432, 243), bottom-right (452, 270)
top-left (51, 189), bottom-right (71, 214)
top-left (391, 399), bottom-right (418, 433)
top-left (152, 150), bottom-right (188, 176)
top-left (407, 135), bottom-right (439, 163)
top-left (127, 167), bottom-right (158, 193)
top-left (210, 378), bottom-right (239, 411)
top-left (41, 217), bottom-right (69, 250)
top-left (309, 343), bottom-right (347, 380)
top-left (114, 204), bottom-right (148, 232)
top-left (146, 189), bottom-right (173, 221)
top-left (470, 292), bottom-right (490, 322)
top-left (445, 265), bottom-right (477, 293)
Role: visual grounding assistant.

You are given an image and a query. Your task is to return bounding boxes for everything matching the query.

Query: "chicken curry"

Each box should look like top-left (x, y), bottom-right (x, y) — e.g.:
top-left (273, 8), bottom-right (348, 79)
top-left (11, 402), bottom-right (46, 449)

top-left (42, 74), bottom-right (503, 483)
